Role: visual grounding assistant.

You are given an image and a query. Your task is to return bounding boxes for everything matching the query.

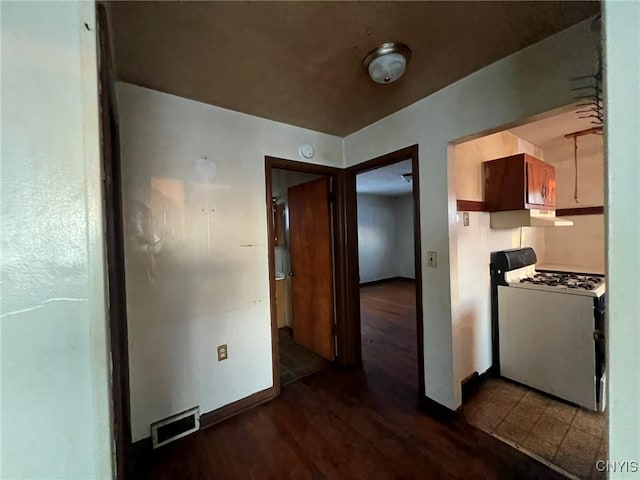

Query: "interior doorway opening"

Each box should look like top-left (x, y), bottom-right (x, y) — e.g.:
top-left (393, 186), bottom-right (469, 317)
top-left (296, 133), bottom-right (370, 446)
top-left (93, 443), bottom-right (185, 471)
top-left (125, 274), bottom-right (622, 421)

top-left (452, 107), bottom-right (607, 479)
top-left (271, 168), bottom-right (332, 386)
top-left (347, 145), bottom-right (424, 401)
top-left (265, 158), bottom-right (343, 393)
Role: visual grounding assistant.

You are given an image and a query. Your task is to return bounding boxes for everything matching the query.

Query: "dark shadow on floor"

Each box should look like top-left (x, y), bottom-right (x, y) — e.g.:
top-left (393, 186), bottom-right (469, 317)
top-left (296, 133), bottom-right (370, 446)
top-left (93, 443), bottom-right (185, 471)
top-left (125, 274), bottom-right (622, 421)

top-left (278, 326), bottom-right (328, 385)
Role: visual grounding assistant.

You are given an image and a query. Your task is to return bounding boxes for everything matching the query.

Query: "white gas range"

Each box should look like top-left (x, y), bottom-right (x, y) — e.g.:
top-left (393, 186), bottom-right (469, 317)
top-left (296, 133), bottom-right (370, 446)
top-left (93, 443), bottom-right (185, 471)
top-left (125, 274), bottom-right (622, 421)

top-left (490, 248), bottom-right (606, 411)
top-left (506, 268), bottom-right (606, 297)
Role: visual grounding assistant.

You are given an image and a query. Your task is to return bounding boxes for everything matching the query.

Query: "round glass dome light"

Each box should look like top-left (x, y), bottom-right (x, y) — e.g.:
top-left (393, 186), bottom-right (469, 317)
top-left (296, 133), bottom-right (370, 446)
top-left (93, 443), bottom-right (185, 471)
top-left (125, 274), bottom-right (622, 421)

top-left (363, 42), bottom-right (411, 84)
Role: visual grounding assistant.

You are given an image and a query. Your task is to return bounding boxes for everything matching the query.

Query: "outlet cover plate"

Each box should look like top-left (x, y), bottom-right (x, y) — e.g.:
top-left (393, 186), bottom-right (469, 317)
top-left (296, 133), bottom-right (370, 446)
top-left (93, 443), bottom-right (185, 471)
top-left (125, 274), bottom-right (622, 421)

top-left (217, 344), bottom-right (228, 361)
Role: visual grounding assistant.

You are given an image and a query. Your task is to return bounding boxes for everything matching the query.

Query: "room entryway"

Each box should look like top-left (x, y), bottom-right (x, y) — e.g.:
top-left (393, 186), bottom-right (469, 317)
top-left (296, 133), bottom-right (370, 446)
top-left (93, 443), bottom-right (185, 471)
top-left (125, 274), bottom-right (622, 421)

top-left (452, 106), bottom-right (608, 480)
top-left (349, 145), bottom-right (424, 399)
top-left (267, 161), bottom-right (339, 390)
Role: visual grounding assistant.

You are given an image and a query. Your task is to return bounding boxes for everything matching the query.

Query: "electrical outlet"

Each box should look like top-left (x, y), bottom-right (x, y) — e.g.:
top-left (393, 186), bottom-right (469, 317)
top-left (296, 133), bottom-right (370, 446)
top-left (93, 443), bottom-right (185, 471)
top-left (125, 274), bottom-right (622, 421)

top-left (217, 344), bottom-right (228, 361)
top-left (463, 212), bottom-right (470, 227)
top-left (427, 251), bottom-right (437, 268)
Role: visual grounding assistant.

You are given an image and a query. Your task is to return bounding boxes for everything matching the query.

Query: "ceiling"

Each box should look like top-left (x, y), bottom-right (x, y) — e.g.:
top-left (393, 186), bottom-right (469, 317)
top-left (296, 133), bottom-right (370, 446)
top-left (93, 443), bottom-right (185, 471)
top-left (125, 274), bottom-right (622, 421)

top-left (509, 109), bottom-right (601, 147)
top-left (356, 159), bottom-right (413, 196)
top-left (108, 1), bottom-right (599, 137)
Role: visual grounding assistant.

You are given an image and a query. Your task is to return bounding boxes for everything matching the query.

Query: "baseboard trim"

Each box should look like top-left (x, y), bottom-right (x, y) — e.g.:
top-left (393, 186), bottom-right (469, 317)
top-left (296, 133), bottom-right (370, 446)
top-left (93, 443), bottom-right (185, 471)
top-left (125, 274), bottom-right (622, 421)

top-left (200, 386), bottom-right (276, 430)
top-left (418, 395), bottom-right (460, 422)
top-left (461, 370), bottom-right (492, 403)
top-left (360, 276), bottom-right (415, 287)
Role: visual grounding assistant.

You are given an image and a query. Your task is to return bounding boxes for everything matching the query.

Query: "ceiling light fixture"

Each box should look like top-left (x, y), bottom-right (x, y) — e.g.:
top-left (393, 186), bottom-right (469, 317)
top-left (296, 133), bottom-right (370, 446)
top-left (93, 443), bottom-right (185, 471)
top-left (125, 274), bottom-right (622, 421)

top-left (401, 173), bottom-right (413, 183)
top-left (363, 42), bottom-right (412, 84)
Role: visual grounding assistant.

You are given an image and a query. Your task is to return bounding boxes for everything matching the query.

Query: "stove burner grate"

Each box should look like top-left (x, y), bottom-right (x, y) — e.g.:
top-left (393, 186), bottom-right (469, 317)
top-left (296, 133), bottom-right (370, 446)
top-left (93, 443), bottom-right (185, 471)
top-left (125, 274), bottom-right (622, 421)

top-left (518, 272), bottom-right (603, 291)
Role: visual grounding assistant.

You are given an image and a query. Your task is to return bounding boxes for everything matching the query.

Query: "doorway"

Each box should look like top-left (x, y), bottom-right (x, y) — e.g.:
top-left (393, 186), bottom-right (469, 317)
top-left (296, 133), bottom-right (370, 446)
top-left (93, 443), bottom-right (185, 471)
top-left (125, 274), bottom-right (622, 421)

top-left (452, 109), bottom-right (607, 479)
top-left (346, 145), bottom-right (424, 399)
top-left (265, 157), bottom-right (343, 392)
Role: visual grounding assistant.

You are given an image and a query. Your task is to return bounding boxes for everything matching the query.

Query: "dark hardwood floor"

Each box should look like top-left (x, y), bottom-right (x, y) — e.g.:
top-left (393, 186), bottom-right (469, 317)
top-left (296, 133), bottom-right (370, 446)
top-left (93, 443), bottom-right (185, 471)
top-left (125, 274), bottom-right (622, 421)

top-left (360, 279), bottom-right (419, 397)
top-left (136, 280), bottom-right (565, 480)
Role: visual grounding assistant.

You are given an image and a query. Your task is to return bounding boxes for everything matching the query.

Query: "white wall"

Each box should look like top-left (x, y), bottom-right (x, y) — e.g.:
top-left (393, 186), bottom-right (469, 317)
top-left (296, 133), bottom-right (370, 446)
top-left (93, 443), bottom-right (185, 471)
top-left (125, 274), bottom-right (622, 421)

top-left (542, 133), bottom-right (605, 273)
top-left (357, 194), bottom-right (399, 282)
top-left (0, 2), bottom-right (113, 478)
top-left (394, 194), bottom-right (415, 279)
top-left (357, 193), bottom-right (414, 283)
top-left (452, 132), bottom-right (546, 382)
top-left (117, 82), bottom-right (343, 441)
top-left (344, 18), bottom-right (599, 409)
top-left (604, 0), bottom-right (640, 474)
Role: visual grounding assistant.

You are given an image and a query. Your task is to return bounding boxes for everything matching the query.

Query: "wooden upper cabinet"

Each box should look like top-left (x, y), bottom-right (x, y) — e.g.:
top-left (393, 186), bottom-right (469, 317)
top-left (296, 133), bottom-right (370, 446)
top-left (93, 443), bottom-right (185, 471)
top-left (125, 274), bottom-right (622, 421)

top-left (526, 159), bottom-right (556, 207)
top-left (484, 153), bottom-right (556, 211)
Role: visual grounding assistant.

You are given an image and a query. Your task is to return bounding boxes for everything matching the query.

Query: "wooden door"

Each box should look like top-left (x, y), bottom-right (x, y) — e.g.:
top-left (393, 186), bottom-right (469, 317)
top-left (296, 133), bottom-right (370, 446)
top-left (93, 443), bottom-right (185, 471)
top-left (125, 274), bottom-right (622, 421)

top-left (288, 177), bottom-right (335, 360)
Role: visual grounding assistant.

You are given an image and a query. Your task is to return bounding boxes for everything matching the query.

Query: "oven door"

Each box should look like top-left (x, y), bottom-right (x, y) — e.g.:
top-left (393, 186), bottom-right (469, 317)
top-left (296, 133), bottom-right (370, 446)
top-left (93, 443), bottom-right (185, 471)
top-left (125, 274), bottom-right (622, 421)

top-left (498, 286), bottom-right (597, 410)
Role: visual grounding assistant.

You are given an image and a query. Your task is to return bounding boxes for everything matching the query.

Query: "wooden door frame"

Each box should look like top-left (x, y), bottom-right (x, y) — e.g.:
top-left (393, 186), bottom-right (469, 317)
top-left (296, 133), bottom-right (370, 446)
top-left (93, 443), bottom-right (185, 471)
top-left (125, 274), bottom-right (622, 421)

top-left (265, 157), bottom-right (354, 394)
top-left (344, 145), bottom-right (425, 399)
top-left (97, 4), bottom-right (131, 478)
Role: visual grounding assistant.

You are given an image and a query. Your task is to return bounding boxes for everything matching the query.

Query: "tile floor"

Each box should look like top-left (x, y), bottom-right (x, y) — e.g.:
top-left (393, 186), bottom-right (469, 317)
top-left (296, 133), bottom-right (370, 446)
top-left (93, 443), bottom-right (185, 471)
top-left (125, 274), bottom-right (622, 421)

top-left (278, 327), bottom-right (328, 385)
top-left (463, 377), bottom-right (607, 480)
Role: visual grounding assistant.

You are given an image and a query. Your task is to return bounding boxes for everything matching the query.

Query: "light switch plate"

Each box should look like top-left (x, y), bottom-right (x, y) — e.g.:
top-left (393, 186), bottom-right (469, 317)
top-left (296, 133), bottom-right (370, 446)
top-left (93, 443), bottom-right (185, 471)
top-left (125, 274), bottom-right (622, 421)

top-left (463, 212), bottom-right (470, 226)
top-left (427, 251), bottom-right (437, 268)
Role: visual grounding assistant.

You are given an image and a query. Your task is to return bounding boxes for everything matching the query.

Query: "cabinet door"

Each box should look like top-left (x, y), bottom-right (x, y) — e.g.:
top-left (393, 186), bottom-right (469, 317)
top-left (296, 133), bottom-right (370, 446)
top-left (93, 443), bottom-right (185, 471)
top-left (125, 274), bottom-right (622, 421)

top-left (484, 156), bottom-right (527, 211)
top-left (526, 161), bottom-right (556, 207)
top-left (544, 163), bottom-right (557, 207)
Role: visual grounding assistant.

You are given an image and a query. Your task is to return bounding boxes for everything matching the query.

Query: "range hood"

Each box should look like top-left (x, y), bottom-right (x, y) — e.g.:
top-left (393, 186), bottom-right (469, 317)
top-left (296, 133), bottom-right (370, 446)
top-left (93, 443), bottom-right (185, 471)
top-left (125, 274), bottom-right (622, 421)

top-left (490, 208), bottom-right (574, 228)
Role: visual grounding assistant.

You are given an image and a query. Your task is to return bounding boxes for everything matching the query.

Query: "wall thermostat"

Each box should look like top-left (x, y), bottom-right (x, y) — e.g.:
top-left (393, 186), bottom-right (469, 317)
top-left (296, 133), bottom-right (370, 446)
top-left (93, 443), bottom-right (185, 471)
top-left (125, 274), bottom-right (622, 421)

top-left (298, 143), bottom-right (314, 159)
